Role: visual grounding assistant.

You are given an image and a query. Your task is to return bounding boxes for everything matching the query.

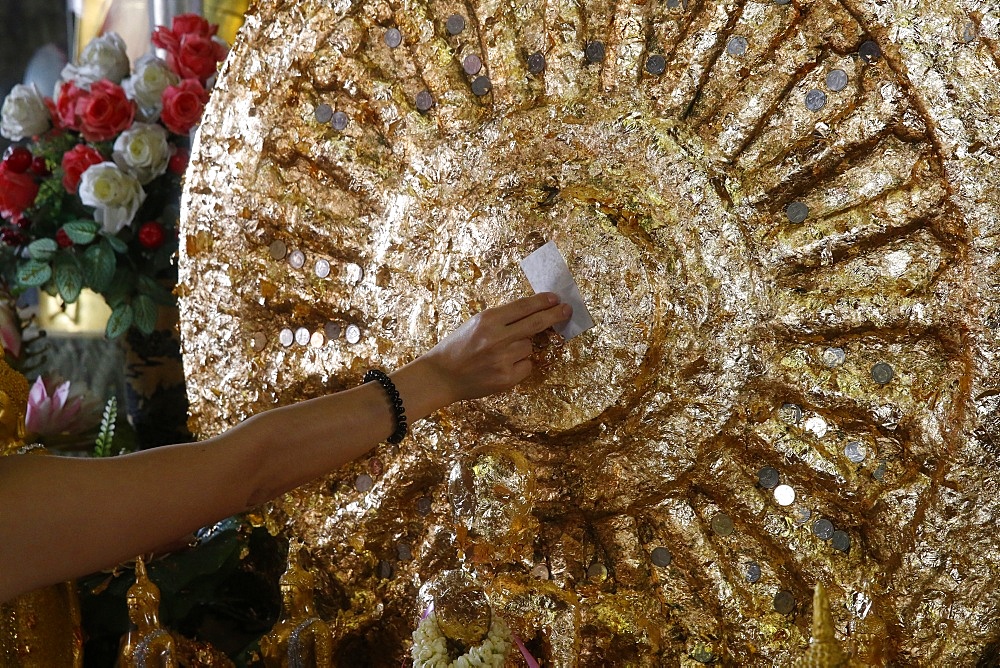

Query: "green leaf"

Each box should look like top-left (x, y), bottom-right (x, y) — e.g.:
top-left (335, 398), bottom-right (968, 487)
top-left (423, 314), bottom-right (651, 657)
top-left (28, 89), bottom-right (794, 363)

top-left (53, 254), bottom-right (84, 303)
top-left (27, 238), bottom-right (57, 262)
top-left (132, 294), bottom-right (157, 335)
top-left (103, 266), bottom-right (134, 306)
top-left (16, 261), bottom-right (52, 287)
top-left (103, 233), bottom-right (128, 254)
top-left (138, 274), bottom-right (175, 305)
top-left (82, 243), bottom-right (116, 292)
top-left (105, 302), bottom-right (133, 339)
top-left (93, 396), bottom-right (118, 458)
top-left (62, 219), bottom-right (99, 245)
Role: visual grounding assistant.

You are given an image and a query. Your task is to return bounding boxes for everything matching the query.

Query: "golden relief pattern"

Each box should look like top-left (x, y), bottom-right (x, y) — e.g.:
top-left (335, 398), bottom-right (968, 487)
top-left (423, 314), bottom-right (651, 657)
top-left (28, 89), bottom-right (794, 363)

top-left (179, 0), bottom-right (1000, 664)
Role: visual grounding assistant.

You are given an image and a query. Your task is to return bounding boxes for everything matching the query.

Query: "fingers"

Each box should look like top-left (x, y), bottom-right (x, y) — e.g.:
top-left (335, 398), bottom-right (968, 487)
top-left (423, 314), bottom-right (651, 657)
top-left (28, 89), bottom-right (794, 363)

top-left (509, 357), bottom-right (534, 385)
top-left (493, 292), bottom-right (560, 325)
top-left (505, 302), bottom-right (572, 340)
top-left (507, 338), bottom-right (534, 363)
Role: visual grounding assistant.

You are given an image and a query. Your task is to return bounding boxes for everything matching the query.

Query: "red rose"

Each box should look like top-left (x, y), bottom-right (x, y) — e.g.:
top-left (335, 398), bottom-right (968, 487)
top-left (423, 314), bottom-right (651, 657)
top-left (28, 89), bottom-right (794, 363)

top-left (153, 13), bottom-right (217, 53)
top-left (56, 229), bottom-right (73, 248)
top-left (0, 163), bottom-right (40, 221)
top-left (153, 14), bottom-right (226, 84)
top-left (61, 143), bottom-right (104, 194)
top-left (53, 81), bottom-right (87, 131)
top-left (160, 79), bottom-right (209, 135)
top-left (78, 80), bottom-right (135, 142)
top-left (169, 34), bottom-right (228, 83)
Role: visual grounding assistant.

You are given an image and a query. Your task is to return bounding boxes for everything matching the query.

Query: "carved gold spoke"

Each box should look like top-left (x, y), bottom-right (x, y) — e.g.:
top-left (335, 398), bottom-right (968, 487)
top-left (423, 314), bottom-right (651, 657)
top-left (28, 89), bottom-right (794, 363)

top-left (181, 0), bottom-right (1000, 664)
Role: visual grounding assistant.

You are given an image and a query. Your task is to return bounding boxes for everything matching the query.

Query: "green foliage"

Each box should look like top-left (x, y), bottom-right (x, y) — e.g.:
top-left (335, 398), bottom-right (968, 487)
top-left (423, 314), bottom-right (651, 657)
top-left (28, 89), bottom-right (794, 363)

top-left (132, 294), bottom-right (158, 335)
top-left (93, 396), bottom-right (118, 458)
top-left (61, 219), bottom-right (99, 244)
top-left (28, 238), bottom-right (57, 261)
top-left (53, 253), bottom-right (83, 303)
top-left (81, 242), bottom-right (116, 292)
top-left (77, 518), bottom-right (285, 667)
top-left (105, 302), bottom-right (133, 339)
top-left (15, 261), bottom-right (52, 286)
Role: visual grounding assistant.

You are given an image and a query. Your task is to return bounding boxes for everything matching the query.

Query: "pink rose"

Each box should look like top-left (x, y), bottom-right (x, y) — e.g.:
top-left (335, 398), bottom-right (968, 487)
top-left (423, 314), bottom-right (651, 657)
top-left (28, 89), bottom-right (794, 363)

top-left (160, 79), bottom-right (209, 135)
top-left (0, 162), bottom-right (39, 221)
top-left (78, 80), bottom-right (135, 142)
top-left (61, 143), bottom-right (104, 194)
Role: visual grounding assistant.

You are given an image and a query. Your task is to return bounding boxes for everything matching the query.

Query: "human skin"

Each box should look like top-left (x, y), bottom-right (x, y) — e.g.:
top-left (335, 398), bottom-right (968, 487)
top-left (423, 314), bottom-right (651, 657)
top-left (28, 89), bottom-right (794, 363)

top-left (0, 292), bottom-right (570, 603)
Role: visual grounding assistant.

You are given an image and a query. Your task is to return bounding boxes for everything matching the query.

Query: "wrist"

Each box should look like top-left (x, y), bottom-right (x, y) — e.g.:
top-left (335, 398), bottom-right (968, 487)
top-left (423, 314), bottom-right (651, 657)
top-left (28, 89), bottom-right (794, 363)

top-left (390, 355), bottom-right (457, 423)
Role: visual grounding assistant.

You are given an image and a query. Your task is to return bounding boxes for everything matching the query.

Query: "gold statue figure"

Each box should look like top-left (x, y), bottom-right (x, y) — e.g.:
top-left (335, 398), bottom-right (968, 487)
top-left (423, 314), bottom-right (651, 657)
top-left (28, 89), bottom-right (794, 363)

top-left (795, 582), bottom-right (848, 668)
top-left (260, 545), bottom-right (333, 668)
top-left (0, 358), bottom-right (84, 667)
top-left (117, 557), bottom-right (177, 668)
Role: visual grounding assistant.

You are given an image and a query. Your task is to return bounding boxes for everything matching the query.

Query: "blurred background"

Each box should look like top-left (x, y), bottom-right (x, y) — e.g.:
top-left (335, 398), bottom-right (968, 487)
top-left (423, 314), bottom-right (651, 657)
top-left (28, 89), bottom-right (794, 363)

top-left (0, 4), bottom-right (290, 664)
top-left (2, 0), bottom-right (248, 335)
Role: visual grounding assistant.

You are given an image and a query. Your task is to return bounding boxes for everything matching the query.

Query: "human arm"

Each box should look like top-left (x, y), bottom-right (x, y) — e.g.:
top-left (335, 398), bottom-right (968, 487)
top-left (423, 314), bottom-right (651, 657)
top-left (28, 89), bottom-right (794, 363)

top-left (0, 292), bottom-right (571, 602)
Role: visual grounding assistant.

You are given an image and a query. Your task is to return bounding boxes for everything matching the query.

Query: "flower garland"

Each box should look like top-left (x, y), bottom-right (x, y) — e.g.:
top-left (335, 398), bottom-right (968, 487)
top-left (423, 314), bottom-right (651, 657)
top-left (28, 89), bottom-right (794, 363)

top-left (411, 611), bottom-right (512, 668)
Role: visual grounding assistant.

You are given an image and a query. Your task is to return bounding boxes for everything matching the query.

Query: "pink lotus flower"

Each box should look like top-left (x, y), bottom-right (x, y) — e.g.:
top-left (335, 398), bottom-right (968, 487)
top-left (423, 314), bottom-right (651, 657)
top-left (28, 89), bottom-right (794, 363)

top-left (0, 301), bottom-right (21, 358)
top-left (25, 376), bottom-right (96, 436)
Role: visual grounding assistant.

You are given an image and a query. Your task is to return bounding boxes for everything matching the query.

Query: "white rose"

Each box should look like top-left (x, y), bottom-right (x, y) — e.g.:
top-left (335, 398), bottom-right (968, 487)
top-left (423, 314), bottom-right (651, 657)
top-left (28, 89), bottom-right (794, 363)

top-left (112, 123), bottom-right (169, 184)
top-left (61, 33), bottom-right (130, 86)
top-left (122, 54), bottom-right (179, 121)
top-left (0, 83), bottom-right (51, 140)
top-left (78, 162), bottom-right (146, 235)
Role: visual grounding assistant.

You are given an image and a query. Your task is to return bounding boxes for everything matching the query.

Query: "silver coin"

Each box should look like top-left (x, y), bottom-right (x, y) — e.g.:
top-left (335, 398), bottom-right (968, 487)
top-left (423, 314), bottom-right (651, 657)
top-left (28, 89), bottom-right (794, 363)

top-left (384, 28), bottom-right (402, 49)
top-left (826, 69), bottom-right (848, 92)
top-left (268, 239), bottom-right (287, 260)
top-left (805, 88), bottom-right (827, 111)
top-left (845, 440), bottom-right (867, 463)
top-left (786, 201), bottom-right (809, 223)
top-left (314, 103), bottom-right (333, 124)
top-left (727, 36), bottom-right (748, 56)
top-left (821, 346), bottom-right (846, 367)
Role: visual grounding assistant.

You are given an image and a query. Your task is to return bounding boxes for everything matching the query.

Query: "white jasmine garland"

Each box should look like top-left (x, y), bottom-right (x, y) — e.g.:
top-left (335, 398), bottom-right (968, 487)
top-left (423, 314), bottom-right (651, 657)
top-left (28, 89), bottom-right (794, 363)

top-left (411, 612), bottom-right (512, 668)
top-left (61, 32), bottom-right (130, 86)
top-left (122, 54), bottom-right (179, 121)
top-left (112, 123), bottom-right (170, 184)
top-left (78, 162), bottom-right (146, 235)
top-left (0, 83), bottom-right (51, 140)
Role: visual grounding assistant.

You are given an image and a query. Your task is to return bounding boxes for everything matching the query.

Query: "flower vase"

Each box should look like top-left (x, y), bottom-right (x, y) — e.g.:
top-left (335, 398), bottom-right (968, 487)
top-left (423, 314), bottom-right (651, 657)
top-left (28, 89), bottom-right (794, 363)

top-left (121, 302), bottom-right (191, 449)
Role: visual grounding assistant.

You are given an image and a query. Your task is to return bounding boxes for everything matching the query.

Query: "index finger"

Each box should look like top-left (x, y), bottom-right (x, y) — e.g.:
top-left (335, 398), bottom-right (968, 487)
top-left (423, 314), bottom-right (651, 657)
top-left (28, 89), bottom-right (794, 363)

top-left (494, 292), bottom-right (559, 325)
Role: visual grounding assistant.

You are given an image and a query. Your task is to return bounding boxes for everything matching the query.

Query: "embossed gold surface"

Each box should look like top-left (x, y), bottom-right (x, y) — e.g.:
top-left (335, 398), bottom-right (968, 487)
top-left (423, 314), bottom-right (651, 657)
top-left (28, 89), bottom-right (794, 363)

top-left (180, 0), bottom-right (1000, 664)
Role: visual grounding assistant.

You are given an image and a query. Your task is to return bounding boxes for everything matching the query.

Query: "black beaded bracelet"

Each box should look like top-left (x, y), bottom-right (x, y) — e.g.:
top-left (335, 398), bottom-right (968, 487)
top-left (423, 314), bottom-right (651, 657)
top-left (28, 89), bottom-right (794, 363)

top-left (363, 369), bottom-right (408, 444)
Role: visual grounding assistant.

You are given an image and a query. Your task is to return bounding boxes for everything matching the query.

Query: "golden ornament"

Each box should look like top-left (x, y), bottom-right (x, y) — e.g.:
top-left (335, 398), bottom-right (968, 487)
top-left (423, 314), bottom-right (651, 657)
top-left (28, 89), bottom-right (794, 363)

top-left (179, 0), bottom-right (1000, 663)
top-left (118, 557), bottom-right (177, 668)
top-left (0, 358), bottom-right (84, 667)
top-left (259, 545), bottom-right (333, 668)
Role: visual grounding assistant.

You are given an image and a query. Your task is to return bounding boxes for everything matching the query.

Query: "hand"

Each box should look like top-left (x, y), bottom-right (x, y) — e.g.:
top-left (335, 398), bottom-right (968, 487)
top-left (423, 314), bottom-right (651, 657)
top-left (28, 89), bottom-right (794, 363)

top-left (420, 293), bottom-right (572, 404)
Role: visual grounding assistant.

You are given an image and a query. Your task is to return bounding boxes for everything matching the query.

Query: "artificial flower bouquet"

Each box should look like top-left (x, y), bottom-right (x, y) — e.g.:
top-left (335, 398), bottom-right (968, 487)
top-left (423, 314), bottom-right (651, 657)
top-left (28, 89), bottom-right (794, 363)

top-left (0, 15), bottom-right (227, 338)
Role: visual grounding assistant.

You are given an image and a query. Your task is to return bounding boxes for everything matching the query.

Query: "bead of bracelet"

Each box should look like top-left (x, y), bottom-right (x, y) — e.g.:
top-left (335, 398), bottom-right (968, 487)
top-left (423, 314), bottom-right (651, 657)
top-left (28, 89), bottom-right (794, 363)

top-left (363, 369), bottom-right (408, 444)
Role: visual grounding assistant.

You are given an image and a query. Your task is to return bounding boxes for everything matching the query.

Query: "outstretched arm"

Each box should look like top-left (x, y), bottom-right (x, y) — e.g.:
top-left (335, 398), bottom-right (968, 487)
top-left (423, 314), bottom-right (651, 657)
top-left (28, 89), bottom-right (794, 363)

top-left (0, 293), bottom-right (570, 602)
